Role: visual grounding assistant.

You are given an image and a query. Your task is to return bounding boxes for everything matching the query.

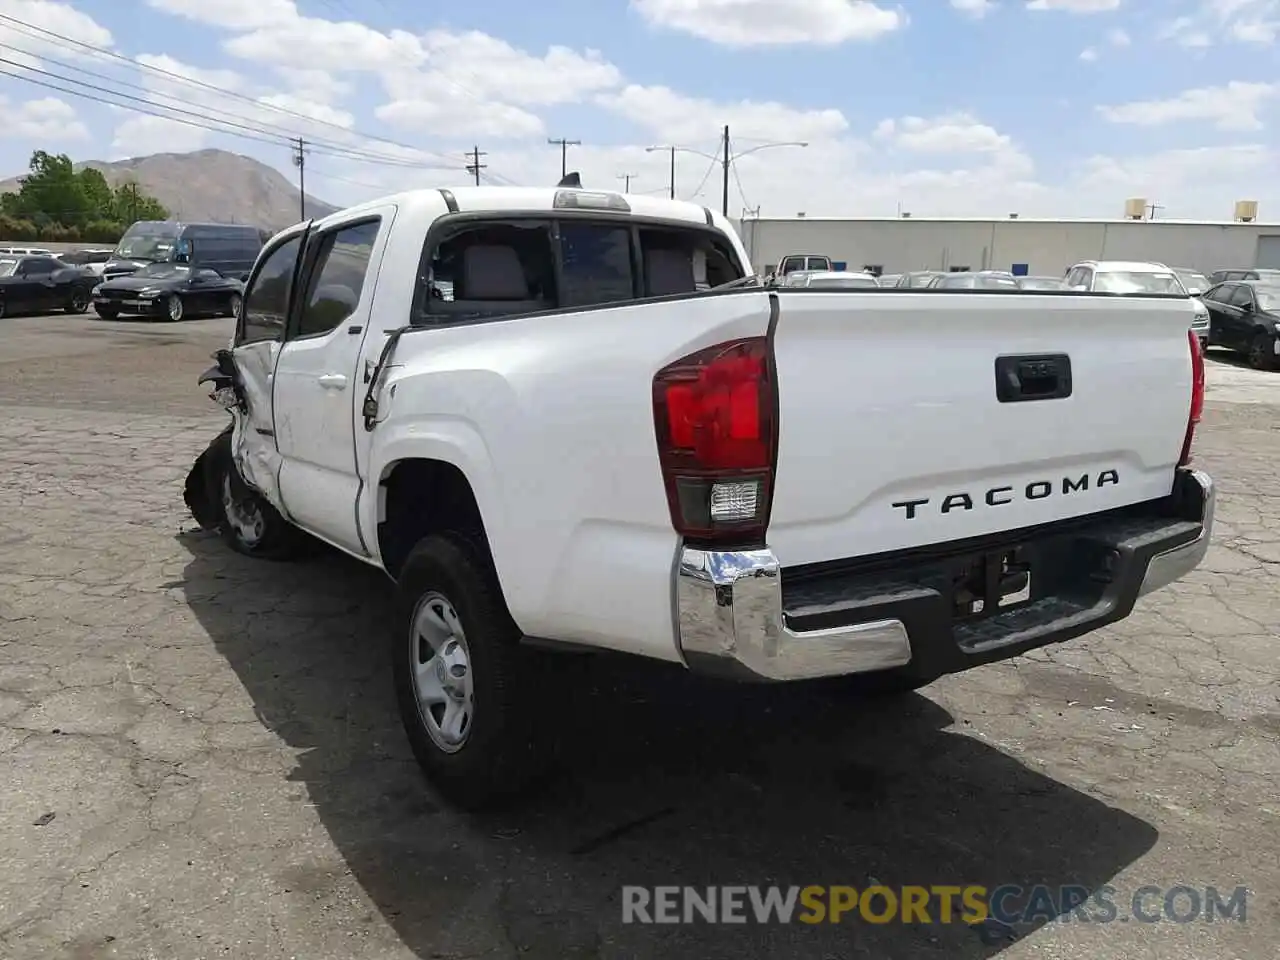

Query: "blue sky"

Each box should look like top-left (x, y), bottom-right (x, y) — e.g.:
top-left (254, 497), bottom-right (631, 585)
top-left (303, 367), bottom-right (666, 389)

top-left (1, 0), bottom-right (1279, 218)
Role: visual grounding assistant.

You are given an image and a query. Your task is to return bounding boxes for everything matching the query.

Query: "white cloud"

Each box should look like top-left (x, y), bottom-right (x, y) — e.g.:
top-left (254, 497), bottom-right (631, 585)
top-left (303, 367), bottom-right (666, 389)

top-left (598, 84), bottom-right (849, 143)
top-left (629, 0), bottom-right (904, 46)
top-left (1026, 0), bottom-right (1120, 11)
top-left (951, 0), bottom-right (997, 16)
top-left (1107, 26), bottom-right (1131, 44)
top-left (111, 114), bottom-right (208, 157)
top-left (1160, 1), bottom-right (1280, 46)
top-left (1098, 81), bottom-right (1279, 131)
top-left (1080, 46), bottom-right (1099, 58)
top-left (0, 0), bottom-right (113, 68)
top-left (0, 93), bottom-right (88, 140)
top-left (874, 113), bottom-right (1015, 153)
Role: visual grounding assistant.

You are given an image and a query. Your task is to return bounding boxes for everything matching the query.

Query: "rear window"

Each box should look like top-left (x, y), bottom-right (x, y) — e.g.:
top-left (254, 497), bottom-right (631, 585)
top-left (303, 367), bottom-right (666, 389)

top-left (416, 217), bottom-right (744, 323)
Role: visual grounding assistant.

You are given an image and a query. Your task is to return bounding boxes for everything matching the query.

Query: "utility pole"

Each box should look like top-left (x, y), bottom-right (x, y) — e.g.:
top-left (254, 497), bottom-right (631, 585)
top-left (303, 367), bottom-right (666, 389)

top-left (617, 172), bottom-right (637, 192)
top-left (547, 137), bottom-right (580, 178)
top-left (1146, 200), bottom-right (1164, 220)
top-left (465, 145), bottom-right (487, 186)
top-left (291, 137), bottom-right (307, 221)
top-left (721, 124), bottom-right (731, 218)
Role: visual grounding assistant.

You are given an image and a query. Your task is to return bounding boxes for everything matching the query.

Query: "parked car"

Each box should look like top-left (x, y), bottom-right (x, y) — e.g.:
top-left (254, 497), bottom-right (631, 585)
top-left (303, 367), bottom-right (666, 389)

top-left (893, 270), bottom-right (946, 288)
top-left (929, 271), bottom-right (1020, 290)
top-left (0, 246), bottom-right (53, 256)
top-left (181, 185), bottom-right (1213, 810)
top-left (1208, 268), bottom-right (1280, 285)
top-left (91, 262), bottom-right (244, 321)
top-left (1015, 275), bottom-right (1068, 291)
top-left (1170, 267), bottom-right (1210, 298)
top-left (1201, 280), bottom-right (1280, 369)
top-left (1064, 260), bottom-right (1209, 350)
top-left (772, 253), bottom-right (832, 280)
top-left (104, 221), bottom-right (265, 282)
top-left (786, 270), bottom-right (879, 289)
top-left (0, 254), bottom-right (98, 317)
top-left (58, 248), bottom-right (115, 277)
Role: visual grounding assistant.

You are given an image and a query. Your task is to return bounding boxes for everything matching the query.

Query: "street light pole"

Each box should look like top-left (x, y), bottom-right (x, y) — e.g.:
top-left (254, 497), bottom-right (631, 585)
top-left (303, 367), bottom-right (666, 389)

top-left (721, 125), bottom-right (731, 218)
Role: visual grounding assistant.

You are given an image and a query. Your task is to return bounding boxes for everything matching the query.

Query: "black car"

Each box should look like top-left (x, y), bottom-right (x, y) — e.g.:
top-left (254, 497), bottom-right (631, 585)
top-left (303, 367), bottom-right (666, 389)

top-left (1208, 268), bottom-right (1280, 285)
top-left (92, 263), bottom-right (244, 321)
top-left (1200, 280), bottom-right (1280, 370)
top-left (0, 254), bottom-right (98, 318)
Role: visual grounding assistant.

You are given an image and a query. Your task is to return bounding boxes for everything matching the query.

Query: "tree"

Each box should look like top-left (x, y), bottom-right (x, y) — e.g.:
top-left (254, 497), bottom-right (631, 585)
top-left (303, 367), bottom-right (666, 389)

top-left (112, 180), bottom-right (168, 223)
top-left (0, 151), bottom-right (168, 240)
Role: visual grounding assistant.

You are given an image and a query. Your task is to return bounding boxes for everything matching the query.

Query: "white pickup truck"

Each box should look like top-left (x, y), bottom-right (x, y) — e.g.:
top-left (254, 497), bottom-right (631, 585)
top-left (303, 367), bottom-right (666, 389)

top-left (183, 185), bottom-right (1214, 809)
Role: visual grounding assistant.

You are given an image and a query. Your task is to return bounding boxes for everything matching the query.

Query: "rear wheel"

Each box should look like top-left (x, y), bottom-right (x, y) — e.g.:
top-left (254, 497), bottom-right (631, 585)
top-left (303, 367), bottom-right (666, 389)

top-left (393, 533), bottom-right (545, 810)
top-left (94, 304), bottom-right (119, 320)
top-left (1247, 332), bottom-right (1276, 371)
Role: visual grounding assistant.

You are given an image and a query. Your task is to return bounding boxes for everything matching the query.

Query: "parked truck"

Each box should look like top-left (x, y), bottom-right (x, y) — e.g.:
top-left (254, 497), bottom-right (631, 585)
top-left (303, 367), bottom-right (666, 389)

top-left (183, 185), bottom-right (1214, 809)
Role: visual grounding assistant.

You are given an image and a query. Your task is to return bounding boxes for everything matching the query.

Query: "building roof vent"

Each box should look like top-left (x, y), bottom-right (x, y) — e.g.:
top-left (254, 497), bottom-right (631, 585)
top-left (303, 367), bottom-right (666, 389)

top-left (1235, 200), bottom-right (1258, 222)
top-left (1124, 198), bottom-right (1146, 220)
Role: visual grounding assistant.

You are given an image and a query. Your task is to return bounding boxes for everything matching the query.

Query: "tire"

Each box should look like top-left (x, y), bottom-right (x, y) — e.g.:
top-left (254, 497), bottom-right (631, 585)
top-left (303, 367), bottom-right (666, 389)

top-left (203, 429), bottom-right (306, 560)
top-left (393, 533), bottom-right (544, 810)
top-left (166, 294), bottom-right (184, 322)
top-left (66, 290), bottom-right (90, 313)
top-left (94, 304), bottom-right (119, 320)
top-left (1247, 332), bottom-right (1276, 371)
top-left (226, 292), bottom-right (243, 319)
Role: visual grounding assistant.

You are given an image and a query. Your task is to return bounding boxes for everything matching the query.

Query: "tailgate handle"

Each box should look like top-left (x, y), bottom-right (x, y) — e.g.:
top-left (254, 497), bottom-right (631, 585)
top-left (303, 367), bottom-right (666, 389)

top-left (995, 354), bottom-right (1072, 403)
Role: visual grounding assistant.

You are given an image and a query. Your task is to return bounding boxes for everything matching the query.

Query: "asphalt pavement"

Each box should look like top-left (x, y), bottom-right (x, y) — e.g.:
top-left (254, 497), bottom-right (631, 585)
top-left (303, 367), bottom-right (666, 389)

top-left (0, 311), bottom-right (1276, 959)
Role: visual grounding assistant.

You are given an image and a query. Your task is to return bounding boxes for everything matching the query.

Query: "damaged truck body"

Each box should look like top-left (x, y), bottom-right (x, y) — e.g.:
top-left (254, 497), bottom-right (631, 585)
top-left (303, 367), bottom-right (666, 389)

top-left (184, 185), bottom-right (1215, 810)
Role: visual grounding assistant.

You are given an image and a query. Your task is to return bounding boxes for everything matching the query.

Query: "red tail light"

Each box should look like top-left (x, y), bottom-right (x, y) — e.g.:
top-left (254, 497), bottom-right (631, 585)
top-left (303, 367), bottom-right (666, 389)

top-left (652, 337), bottom-right (777, 544)
top-left (1179, 329), bottom-right (1205, 467)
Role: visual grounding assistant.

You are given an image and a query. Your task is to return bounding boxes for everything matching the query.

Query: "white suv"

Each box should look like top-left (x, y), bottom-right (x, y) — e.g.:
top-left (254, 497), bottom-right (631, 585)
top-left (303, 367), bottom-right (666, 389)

top-left (1065, 260), bottom-right (1209, 349)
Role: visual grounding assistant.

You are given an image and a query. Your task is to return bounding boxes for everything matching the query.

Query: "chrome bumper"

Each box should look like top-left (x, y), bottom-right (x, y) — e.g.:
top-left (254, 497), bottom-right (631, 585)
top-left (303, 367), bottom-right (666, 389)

top-left (675, 549), bottom-right (913, 681)
top-left (675, 470), bottom-right (1214, 682)
top-left (1137, 469), bottom-right (1215, 597)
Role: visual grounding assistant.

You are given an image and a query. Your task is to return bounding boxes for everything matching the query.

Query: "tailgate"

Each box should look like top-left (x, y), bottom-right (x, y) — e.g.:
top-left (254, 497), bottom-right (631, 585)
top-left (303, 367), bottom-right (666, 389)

top-left (767, 291), bottom-right (1195, 567)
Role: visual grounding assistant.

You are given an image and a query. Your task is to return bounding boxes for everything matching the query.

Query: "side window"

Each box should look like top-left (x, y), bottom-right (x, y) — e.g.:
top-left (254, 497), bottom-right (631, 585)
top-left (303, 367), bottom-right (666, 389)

top-left (557, 221), bottom-right (634, 308)
top-left (779, 256), bottom-right (804, 275)
top-left (1227, 284), bottom-right (1254, 308)
top-left (240, 236), bottom-right (302, 344)
top-left (1202, 284), bottom-right (1225, 303)
top-left (23, 258), bottom-right (56, 276)
top-left (295, 220), bottom-right (380, 339)
top-left (1077, 268), bottom-right (1094, 289)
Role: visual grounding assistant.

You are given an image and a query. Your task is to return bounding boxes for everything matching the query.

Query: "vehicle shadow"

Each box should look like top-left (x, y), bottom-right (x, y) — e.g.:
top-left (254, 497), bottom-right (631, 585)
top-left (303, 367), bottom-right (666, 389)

top-left (175, 532), bottom-right (1159, 959)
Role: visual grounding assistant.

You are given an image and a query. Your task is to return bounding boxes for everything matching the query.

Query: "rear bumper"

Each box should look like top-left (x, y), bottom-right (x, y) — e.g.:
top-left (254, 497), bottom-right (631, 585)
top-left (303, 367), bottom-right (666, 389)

top-left (675, 469), bottom-right (1214, 682)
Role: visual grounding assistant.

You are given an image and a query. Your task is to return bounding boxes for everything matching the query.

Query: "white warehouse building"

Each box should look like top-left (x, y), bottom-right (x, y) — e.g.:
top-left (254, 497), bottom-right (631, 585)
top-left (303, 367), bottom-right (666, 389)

top-left (734, 215), bottom-right (1280, 279)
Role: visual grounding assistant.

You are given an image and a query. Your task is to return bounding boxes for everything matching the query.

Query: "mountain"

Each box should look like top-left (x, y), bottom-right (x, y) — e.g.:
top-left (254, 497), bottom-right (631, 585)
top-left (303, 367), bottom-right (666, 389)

top-left (0, 148), bottom-right (341, 231)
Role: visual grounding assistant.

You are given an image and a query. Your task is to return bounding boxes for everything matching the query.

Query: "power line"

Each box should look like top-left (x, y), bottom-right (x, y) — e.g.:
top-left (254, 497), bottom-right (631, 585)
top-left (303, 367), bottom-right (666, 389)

top-left (0, 13), bottom-right (462, 169)
top-left (547, 137), bottom-right (580, 178)
top-left (465, 146), bottom-right (487, 186)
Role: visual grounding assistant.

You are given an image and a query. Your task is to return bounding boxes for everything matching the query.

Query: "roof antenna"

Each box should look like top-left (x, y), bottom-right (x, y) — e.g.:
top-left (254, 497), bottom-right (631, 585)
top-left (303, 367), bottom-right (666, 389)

top-left (557, 171), bottom-right (582, 188)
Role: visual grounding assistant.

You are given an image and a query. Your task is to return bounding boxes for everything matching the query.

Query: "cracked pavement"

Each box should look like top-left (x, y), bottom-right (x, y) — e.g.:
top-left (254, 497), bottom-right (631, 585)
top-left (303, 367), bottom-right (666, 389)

top-left (0, 312), bottom-right (1277, 959)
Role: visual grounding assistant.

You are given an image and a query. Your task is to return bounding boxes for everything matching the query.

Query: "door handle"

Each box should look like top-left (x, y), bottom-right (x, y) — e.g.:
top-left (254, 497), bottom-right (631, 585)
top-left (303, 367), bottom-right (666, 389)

top-left (318, 374), bottom-right (348, 389)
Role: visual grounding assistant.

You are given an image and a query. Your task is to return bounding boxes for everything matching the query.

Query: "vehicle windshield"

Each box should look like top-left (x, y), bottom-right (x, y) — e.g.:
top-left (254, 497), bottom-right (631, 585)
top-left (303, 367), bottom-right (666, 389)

top-left (133, 263), bottom-right (190, 279)
top-left (1175, 270), bottom-right (1209, 293)
top-left (0, 259), bottom-right (17, 277)
top-left (1256, 290), bottom-right (1280, 312)
top-left (115, 230), bottom-right (179, 261)
top-left (1017, 277), bottom-right (1066, 290)
top-left (808, 276), bottom-right (878, 288)
top-left (1094, 271), bottom-right (1185, 295)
